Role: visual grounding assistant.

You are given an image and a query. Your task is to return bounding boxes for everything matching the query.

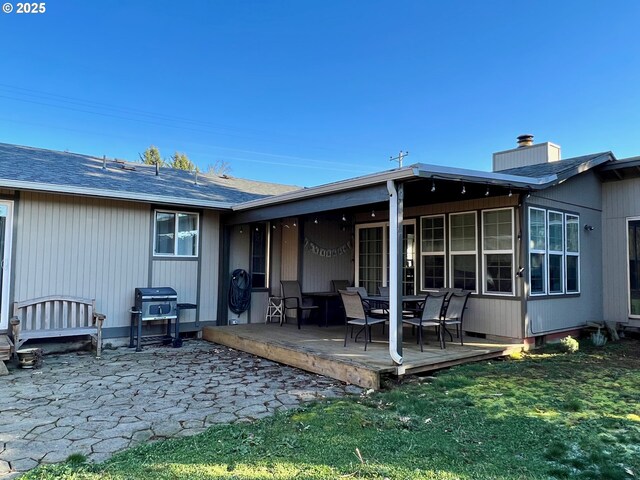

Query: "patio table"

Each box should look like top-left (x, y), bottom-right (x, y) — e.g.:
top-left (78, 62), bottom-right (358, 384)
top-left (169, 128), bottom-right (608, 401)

top-left (305, 291), bottom-right (340, 327)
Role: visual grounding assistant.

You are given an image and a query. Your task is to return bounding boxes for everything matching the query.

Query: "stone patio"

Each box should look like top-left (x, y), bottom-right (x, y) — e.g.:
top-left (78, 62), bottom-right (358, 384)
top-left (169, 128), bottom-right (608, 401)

top-left (0, 340), bottom-right (362, 478)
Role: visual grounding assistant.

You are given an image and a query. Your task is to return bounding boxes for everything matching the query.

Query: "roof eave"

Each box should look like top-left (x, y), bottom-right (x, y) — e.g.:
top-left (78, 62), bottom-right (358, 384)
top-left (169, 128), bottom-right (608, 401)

top-left (233, 166), bottom-right (419, 211)
top-left (0, 179), bottom-right (235, 210)
top-left (413, 163), bottom-right (557, 188)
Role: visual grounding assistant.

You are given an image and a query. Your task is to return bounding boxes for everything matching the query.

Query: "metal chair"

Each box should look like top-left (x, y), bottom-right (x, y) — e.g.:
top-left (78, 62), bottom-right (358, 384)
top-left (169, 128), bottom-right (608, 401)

top-left (402, 292), bottom-right (447, 351)
top-left (339, 290), bottom-right (387, 351)
top-left (280, 281), bottom-right (319, 329)
top-left (331, 280), bottom-right (351, 292)
top-left (441, 291), bottom-right (471, 347)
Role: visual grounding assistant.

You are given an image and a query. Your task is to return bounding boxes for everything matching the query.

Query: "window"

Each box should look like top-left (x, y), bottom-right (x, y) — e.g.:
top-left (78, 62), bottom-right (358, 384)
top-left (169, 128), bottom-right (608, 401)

top-left (449, 212), bottom-right (477, 292)
top-left (154, 210), bottom-right (199, 257)
top-left (529, 208), bottom-right (546, 295)
top-left (251, 223), bottom-right (269, 288)
top-left (421, 215), bottom-right (445, 290)
top-left (528, 207), bottom-right (580, 296)
top-left (565, 214), bottom-right (580, 293)
top-left (482, 208), bottom-right (514, 295)
top-left (548, 211), bottom-right (564, 294)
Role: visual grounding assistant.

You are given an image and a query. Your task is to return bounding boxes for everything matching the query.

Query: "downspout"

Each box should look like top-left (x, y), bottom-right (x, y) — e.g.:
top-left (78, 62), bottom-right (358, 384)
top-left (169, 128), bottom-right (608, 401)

top-left (518, 194), bottom-right (528, 339)
top-left (387, 180), bottom-right (403, 365)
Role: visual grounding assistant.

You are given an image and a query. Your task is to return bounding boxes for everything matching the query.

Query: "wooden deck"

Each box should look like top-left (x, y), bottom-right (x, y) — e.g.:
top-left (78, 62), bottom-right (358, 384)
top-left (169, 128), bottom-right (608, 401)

top-left (202, 323), bottom-right (523, 389)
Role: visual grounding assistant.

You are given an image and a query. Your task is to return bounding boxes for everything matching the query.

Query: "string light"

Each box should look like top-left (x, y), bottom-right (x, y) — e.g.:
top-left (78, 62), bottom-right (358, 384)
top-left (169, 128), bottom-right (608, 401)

top-left (342, 213), bottom-right (347, 222)
top-left (431, 180), bottom-right (436, 193)
top-left (461, 184), bottom-right (466, 195)
top-left (239, 226), bottom-right (243, 234)
top-left (371, 210), bottom-right (376, 218)
top-left (485, 186), bottom-right (490, 196)
top-left (508, 187), bottom-right (513, 197)
top-left (314, 218), bottom-right (319, 224)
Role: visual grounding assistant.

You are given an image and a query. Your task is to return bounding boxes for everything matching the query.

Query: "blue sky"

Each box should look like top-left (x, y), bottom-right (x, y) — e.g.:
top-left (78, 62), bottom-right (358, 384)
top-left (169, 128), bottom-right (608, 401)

top-left (0, 1), bottom-right (639, 186)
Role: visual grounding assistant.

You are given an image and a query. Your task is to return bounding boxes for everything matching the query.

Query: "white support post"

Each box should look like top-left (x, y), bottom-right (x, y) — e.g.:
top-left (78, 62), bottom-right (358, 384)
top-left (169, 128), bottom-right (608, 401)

top-left (387, 180), bottom-right (403, 365)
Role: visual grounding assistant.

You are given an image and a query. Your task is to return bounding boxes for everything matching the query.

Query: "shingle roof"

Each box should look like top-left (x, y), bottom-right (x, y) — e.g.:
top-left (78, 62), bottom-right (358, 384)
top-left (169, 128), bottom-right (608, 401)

top-left (0, 143), bottom-right (299, 209)
top-left (497, 152), bottom-right (612, 178)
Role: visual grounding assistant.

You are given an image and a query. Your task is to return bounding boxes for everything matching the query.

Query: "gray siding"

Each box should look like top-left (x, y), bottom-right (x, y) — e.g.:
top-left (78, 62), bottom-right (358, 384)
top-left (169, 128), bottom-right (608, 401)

top-left (198, 210), bottom-right (220, 322)
top-left (280, 217), bottom-right (299, 282)
top-left (602, 178), bottom-right (640, 326)
top-left (227, 225), bottom-right (250, 323)
top-left (13, 192), bottom-right (149, 328)
top-left (464, 298), bottom-right (521, 339)
top-left (524, 172), bottom-right (603, 335)
top-left (301, 218), bottom-right (353, 292)
top-left (151, 260), bottom-right (198, 324)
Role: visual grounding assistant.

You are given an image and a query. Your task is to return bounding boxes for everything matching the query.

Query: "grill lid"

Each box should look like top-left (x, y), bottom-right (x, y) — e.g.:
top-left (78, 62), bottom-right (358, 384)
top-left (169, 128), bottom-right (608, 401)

top-left (135, 287), bottom-right (177, 298)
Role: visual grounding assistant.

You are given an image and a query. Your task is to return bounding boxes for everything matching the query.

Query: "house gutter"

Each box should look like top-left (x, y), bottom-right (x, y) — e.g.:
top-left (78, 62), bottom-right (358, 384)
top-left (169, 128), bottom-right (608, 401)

top-left (0, 179), bottom-right (235, 210)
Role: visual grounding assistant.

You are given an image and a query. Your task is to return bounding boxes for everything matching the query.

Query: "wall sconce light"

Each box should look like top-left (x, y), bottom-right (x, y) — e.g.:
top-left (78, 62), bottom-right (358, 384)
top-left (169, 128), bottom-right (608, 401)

top-left (293, 221), bottom-right (297, 227)
top-left (584, 224), bottom-right (595, 231)
top-left (272, 224), bottom-right (276, 229)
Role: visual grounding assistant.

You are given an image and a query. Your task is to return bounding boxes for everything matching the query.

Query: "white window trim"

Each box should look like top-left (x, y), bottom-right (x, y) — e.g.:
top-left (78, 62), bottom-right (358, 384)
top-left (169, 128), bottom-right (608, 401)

top-left (355, 222), bottom-right (389, 290)
top-left (481, 207), bottom-right (515, 296)
top-left (529, 207), bottom-right (547, 296)
top-left (448, 211), bottom-right (478, 294)
top-left (153, 209), bottom-right (200, 258)
top-left (565, 214), bottom-right (580, 294)
top-left (0, 200), bottom-right (13, 330)
top-left (355, 220), bottom-right (416, 294)
top-left (626, 216), bottom-right (640, 318)
top-left (547, 210), bottom-right (565, 295)
top-left (420, 214), bottom-right (447, 292)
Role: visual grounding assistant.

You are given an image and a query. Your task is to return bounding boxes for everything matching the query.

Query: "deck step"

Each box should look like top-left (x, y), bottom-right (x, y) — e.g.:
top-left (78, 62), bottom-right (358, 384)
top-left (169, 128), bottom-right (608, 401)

top-left (0, 335), bottom-right (11, 361)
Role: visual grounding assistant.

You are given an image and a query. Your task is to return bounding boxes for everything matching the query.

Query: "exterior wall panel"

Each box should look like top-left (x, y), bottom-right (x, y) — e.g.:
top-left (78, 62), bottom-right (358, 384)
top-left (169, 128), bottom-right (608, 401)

top-left (464, 298), bottom-right (521, 339)
top-left (602, 178), bottom-right (640, 326)
top-left (280, 217), bottom-right (299, 283)
top-left (227, 225), bottom-right (250, 323)
top-left (524, 172), bottom-right (603, 335)
top-left (198, 210), bottom-right (220, 322)
top-left (151, 260), bottom-right (199, 325)
top-left (13, 193), bottom-right (149, 328)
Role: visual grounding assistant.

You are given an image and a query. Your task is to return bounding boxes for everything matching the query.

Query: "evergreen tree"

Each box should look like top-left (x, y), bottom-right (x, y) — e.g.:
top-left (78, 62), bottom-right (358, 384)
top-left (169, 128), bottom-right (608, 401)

top-left (139, 145), bottom-right (164, 166)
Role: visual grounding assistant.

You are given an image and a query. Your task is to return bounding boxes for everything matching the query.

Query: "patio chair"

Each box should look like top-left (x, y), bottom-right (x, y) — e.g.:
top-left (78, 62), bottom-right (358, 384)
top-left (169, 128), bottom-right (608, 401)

top-left (339, 290), bottom-right (387, 351)
top-left (331, 280), bottom-right (351, 292)
top-left (281, 281), bottom-right (319, 329)
top-left (402, 292), bottom-right (447, 351)
top-left (441, 291), bottom-right (471, 347)
top-left (378, 286), bottom-right (389, 296)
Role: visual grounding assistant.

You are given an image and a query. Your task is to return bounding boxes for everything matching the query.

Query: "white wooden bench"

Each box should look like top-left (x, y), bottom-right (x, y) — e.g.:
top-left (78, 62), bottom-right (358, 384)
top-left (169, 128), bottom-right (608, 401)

top-left (11, 296), bottom-right (106, 358)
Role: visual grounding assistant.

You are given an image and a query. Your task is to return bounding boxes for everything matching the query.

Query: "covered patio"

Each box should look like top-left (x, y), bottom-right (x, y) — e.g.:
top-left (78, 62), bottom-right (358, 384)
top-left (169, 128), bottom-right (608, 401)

top-left (203, 322), bottom-right (523, 389)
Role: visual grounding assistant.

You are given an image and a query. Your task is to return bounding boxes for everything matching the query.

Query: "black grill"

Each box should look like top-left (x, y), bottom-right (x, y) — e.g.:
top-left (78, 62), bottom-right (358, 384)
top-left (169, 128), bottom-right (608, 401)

top-left (135, 287), bottom-right (178, 322)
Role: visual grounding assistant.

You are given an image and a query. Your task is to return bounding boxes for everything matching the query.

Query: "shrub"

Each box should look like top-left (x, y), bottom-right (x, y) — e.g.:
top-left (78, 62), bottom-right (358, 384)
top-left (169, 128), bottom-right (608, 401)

top-left (560, 335), bottom-right (579, 353)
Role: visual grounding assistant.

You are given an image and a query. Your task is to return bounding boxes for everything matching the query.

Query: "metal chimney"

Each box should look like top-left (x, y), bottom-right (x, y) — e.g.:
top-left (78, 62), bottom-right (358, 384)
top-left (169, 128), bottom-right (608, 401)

top-left (517, 134), bottom-right (534, 148)
top-left (102, 155), bottom-right (107, 170)
top-left (155, 161), bottom-right (159, 176)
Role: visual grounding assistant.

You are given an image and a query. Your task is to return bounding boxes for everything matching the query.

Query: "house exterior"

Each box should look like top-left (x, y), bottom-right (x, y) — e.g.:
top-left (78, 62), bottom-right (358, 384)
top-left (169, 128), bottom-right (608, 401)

top-left (1, 137), bottom-right (639, 362)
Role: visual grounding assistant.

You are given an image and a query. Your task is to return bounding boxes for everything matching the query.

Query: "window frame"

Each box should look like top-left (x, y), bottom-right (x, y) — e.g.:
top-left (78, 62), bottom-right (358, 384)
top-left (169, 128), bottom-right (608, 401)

top-left (420, 214), bottom-right (447, 292)
top-left (626, 216), bottom-right (640, 318)
top-left (564, 213), bottom-right (580, 294)
top-left (153, 209), bottom-right (200, 258)
top-left (250, 222), bottom-right (270, 289)
top-left (355, 220), bottom-right (416, 295)
top-left (547, 210), bottom-right (565, 295)
top-left (448, 211), bottom-right (478, 293)
top-left (481, 207), bottom-right (515, 296)
top-left (528, 207), bottom-right (547, 296)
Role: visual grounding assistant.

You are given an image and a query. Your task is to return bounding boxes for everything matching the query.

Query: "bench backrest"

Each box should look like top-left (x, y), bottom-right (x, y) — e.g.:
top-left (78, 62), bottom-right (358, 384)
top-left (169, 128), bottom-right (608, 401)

top-left (14, 296), bottom-right (96, 332)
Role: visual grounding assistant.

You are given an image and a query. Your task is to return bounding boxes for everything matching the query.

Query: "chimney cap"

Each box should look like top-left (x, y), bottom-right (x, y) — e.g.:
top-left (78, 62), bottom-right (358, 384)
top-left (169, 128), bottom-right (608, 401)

top-left (517, 134), bottom-right (534, 148)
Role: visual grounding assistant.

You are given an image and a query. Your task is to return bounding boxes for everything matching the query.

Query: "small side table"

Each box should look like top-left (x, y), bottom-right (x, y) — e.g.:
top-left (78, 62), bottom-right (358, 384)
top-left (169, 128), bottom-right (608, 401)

top-left (265, 297), bottom-right (283, 325)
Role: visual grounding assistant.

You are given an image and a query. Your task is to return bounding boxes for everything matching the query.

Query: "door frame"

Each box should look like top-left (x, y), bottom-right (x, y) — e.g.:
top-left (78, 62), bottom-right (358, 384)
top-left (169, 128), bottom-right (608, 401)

top-left (0, 200), bottom-right (13, 330)
top-left (626, 216), bottom-right (640, 318)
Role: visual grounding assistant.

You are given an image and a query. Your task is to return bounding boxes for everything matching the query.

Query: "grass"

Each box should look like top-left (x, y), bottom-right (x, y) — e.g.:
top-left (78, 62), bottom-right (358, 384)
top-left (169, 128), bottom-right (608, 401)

top-left (24, 339), bottom-right (640, 479)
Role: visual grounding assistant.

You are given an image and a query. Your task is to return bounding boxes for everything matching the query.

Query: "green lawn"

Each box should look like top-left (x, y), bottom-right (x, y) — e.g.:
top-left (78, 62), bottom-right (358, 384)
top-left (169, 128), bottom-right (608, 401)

top-left (26, 339), bottom-right (640, 480)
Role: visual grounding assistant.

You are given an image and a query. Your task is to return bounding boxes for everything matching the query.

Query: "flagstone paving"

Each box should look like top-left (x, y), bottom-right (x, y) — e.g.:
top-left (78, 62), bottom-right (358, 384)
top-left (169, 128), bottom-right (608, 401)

top-left (0, 340), bottom-right (362, 478)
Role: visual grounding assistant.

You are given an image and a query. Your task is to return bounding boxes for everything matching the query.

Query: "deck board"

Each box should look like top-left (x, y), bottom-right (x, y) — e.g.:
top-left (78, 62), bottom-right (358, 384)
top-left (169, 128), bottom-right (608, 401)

top-left (202, 323), bottom-right (522, 389)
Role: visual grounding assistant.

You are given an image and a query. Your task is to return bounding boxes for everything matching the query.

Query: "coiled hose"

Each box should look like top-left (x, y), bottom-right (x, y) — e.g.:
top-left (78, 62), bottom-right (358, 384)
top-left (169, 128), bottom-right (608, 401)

top-left (229, 269), bottom-right (252, 314)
